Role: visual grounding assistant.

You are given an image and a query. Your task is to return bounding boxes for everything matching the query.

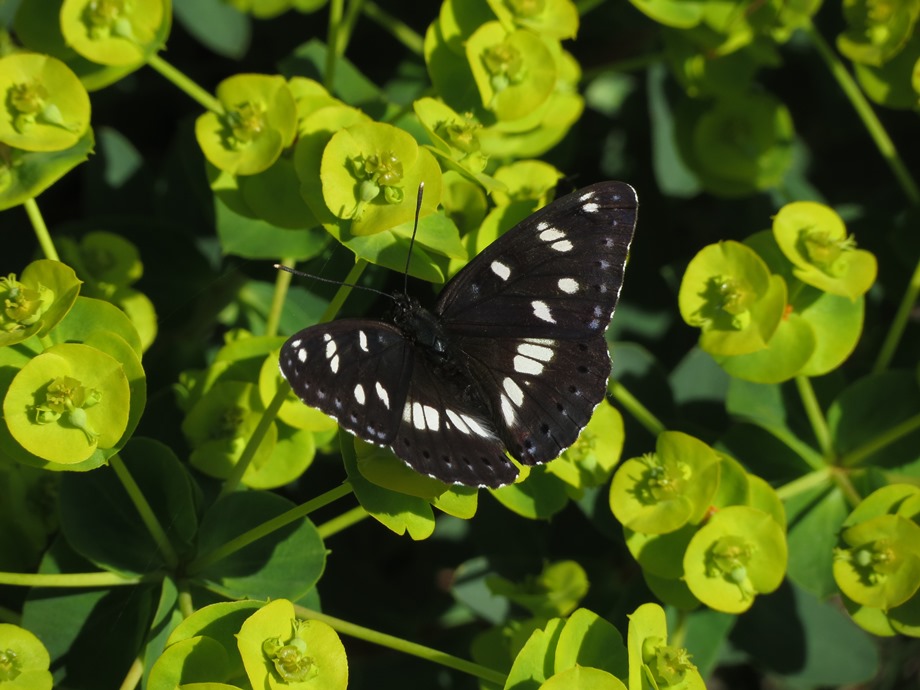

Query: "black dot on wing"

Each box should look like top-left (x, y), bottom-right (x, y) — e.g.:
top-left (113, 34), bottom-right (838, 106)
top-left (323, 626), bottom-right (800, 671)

top-left (481, 456), bottom-right (491, 467)
top-left (556, 402), bottom-right (564, 411)
top-left (569, 385), bottom-right (579, 394)
top-left (462, 456), bottom-right (471, 466)
top-left (402, 437), bottom-right (411, 447)
top-left (422, 450), bottom-right (431, 459)
top-left (523, 437), bottom-right (534, 449)
top-left (442, 455), bottom-right (451, 465)
top-left (540, 423), bottom-right (550, 435)
top-left (577, 343), bottom-right (588, 351)
top-left (577, 365), bottom-right (588, 373)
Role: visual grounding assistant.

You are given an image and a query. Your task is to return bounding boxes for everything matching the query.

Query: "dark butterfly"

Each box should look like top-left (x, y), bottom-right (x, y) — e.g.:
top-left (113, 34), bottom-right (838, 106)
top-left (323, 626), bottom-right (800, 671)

top-left (279, 181), bottom-right (638, 488)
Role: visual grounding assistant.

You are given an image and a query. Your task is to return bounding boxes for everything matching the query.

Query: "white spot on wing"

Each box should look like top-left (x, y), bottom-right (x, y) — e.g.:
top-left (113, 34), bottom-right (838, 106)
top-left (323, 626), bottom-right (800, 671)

top-left (490, 261), bottom-right (511, 281)
top-left (354, 383), bottom-right (366, 405)
top-left (583, 202), bottom-right (599, 213)
top-left (539, 227), bottom-right (565, 242)
top-left (514, 355), bottom-right (545, 375)
top-left (290, 338), bottom-right (302, 348)
top-left (462, 414), bottom-right (491, 438)
top-left (297, 348), bottom-right (307, 362)
top-left (325, 339), bottom-right (337, 359)
top-left (402, 402), bottom-right (412, 424)
top-left (552, 240), bottom-right (574, 252)
top-left (423, 405), bottom-right (440, 431)
top-left (580, 191), bottom-right (595, 201)
top-left (330, 354), bottom-right (339, 373)
top-left (375, 381), bottom-right (390, 410)
top-left (359, 330), bottom-right (368, 352)
top-left (323, 334), bottom-right (332, 342)
top-left (412, 402), bottom-right (425, 430)
top-left (446, 409), bottom-right (470, 434)
top-left (503, 378), bottom-right (524, 406)
top-left (537, 221), bottom-right (549, 231)
top-left (518, 342), bottom-right (555, 361)
top-left (531, 300), bottom-right (555, 324)
top-left (558, 278), bottom-right (579, 294)
top-left (500, 394), bottom-right (515, 426)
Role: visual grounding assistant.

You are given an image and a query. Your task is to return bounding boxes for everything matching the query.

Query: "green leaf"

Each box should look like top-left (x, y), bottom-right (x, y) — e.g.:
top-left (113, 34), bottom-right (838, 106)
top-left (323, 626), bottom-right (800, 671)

top-left (60, 0), bottom-right (171, 66)
top-left (174, 0), bottom-right (251, 59)
top-left (540, 666), bottom-right (626, 690)
top-left (0, 130), bottom-right (94, 211)
top-left (195, 491), bottom-right (326, 601)
top-left (837, 0), bottom-right (919, 66)
top-left (491, 464), bottom-right (569, 520)
top-left (679, 240), bottom-right (786, 356)
top-left (4, 343), bottom-right (131, 464)
top-left (553, 608), bottom-right (627, 679)
top-left (59, 438), bottom-right (197, 574)
top-left (147, 635), bottom-right (232, 689)
top-left (773, 201), bottom-right (877, 299)
top-left (683, 506), bottom-right (787, 613)
top-left (466, 23), bottom-right (557, 121)
top-left (320, 121), bottom-right (442, 236)
top-left (342, 433), bottom-right (436, 539)
top-left (828, 371), bottom-right (920, 473)
top-left (196, 74), bottom-right (297, 176)
top-left (0, 53), bottom-right (90, 152)
top-left (675, 92), bottom-right (795, 197)
top-left (238, 600), bottom-right (347, 690)
top-left (0, 623), bottom-right (53, 690)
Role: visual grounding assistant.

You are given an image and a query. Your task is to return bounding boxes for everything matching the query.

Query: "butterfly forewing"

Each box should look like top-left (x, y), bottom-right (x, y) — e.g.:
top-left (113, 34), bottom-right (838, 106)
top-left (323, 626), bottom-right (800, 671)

top-left (279, 181), bottom-right (638, 488)
top-left (436, 181), bottom-right (637, 338)
top-left (279, 320), bottom-right (412, 445)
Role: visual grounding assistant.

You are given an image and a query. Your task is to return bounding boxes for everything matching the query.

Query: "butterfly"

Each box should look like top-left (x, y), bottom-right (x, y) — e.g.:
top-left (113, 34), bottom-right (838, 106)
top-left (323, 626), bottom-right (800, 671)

top-left (279, 181), bottom-right (638, 488)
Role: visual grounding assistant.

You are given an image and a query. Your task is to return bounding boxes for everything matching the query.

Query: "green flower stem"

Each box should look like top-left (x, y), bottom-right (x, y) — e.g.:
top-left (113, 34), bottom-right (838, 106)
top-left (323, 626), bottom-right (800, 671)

top-left (830, 466), bottom-right (863, 508)
top-left (316, 505), bottom-right (369, 539)
top-left (363, 1), bottom-right (424, 56)
top-left (801, 22), bottom-right (920, 375)
top-left (110, 454), bottom-right (179, 569)
top-left (266, 257), bottom-right (295, 338)
top-left (337, 0), bottom-right (365, 57)
top-left (188, 482), bottom-right (354, 574)
top-left (177, 582), bottom-right (195, 619)
top-left (294, 606), bottom-right (507, 685)
top-left (840, 410), bottom-right (920, 468)
top-left (802, 22), bottom-right (920, 206)
top-left (775, 468), bottom-right (832, 502)
top-left (0, 571), bottom-right (150, 587)
top-left (147, 54), bottom-right (223, 113)
top-left (23, 198), bottom-right (59, 261)
top-left (873, 257), bottom-right (920, 374)
top-left (321, 259), bottom-right (368, 323)
top-left (119, 658), bottom-right (144, 690)
top-left (325, 0), bottom-right (345, 89)
top-left (608, 380), bottom-right (666, 436)
top-left (794, 376), bottom-right (832, 459)
top-left (758, 421), bottom-right (826, 471)
top-left (219, 384), bottom-right (289, 497)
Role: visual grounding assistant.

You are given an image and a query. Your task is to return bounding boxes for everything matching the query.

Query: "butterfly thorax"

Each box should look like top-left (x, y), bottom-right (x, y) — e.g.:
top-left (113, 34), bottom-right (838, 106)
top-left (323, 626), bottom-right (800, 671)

top-left (391, 293), bottom-right (450, 356)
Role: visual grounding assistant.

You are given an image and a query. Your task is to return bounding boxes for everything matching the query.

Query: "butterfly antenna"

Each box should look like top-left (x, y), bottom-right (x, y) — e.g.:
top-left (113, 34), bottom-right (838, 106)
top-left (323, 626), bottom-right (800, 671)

top-left (403, 182), bottom-right (424, 296)
top-left (274, 264), bottom-right (393, 300)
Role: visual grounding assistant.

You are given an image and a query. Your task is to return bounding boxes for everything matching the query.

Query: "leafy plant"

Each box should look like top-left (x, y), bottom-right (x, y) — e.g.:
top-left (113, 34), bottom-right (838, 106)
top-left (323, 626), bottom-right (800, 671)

top-left (1, 0), bottom-right (918, 688)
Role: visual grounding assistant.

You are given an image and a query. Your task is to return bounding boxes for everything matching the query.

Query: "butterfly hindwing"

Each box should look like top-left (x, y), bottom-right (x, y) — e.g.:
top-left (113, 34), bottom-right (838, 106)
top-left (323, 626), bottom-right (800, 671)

top-left (279, 320), bottom-right (412, 445)
top-left (456, 334), bottom-right (611, 465)
top-left (391, 354), bottom-right (518, 487)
